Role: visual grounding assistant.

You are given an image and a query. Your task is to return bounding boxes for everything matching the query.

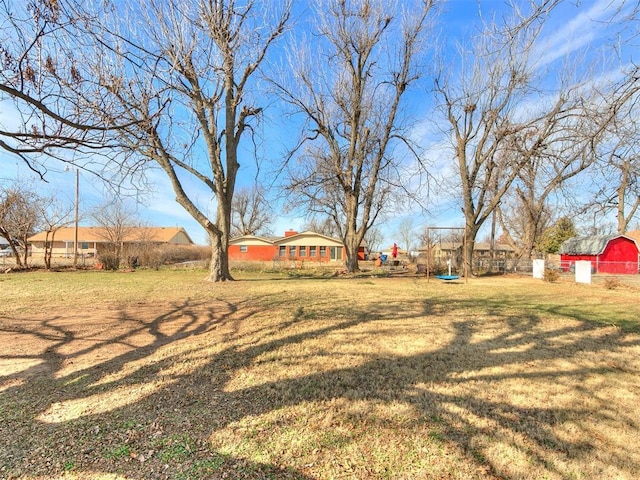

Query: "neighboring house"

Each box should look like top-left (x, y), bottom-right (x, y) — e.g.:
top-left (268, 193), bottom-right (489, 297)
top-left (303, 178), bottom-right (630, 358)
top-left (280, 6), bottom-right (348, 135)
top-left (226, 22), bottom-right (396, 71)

top-left (418, 241), bottom-right (515, 267)
top-left (559, 234), bottom-right (639, 274)
top-left (28, 226), bottom-right (194, 257)
top-left (229, 230), bottom-right (365, 263)
top-left (0, 235), bottom-right (9, 249)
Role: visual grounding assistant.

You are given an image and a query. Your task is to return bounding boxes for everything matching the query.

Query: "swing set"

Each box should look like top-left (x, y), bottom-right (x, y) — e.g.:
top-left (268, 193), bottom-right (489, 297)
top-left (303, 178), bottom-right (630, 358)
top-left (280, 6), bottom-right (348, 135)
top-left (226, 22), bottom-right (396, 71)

top-left (424, 226), bottom-right (468, 283)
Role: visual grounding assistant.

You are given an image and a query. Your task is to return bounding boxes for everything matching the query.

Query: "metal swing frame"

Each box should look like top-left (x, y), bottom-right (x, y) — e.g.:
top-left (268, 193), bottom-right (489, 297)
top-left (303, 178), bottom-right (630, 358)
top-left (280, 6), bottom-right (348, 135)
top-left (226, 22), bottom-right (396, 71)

top-left (425, 226), bottom-right (468, 283)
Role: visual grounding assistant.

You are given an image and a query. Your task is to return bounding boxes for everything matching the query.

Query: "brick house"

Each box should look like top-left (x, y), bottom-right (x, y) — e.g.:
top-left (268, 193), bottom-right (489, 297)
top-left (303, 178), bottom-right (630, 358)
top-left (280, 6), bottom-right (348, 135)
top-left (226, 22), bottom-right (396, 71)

top-left (228, 230), bottom-right (365, 263)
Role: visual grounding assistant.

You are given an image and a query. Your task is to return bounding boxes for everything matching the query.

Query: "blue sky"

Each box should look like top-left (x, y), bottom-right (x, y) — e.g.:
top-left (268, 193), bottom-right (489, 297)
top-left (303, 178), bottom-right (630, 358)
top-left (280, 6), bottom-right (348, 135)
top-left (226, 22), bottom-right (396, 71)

top-left (1, 0), bottom-right (636, 246)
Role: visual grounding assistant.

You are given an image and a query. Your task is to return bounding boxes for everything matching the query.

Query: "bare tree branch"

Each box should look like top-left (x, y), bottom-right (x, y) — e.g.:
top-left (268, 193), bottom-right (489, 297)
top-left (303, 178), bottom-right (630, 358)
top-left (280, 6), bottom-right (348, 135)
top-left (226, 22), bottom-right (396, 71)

top-left (273, 0), bottom-right (436, 272)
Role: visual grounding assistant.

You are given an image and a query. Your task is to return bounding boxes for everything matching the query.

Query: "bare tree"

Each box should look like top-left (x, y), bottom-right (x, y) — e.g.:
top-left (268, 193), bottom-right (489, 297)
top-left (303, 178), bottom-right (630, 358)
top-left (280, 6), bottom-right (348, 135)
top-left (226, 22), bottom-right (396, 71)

top-left (302, 216), bottom-right (340, 238)
top-left (273, 0), bottom-right (436, 272)
top-left (581, 83), bottom-right (640, 234)
top-left (91, 200), bottom-right (140, 269)
top-left (434, 1), bottom-right (556, 275)
top-left (434, 1), bottom-right (639, 275)
top-left (396, 218), bottom-right (414, 256)
top-left (231, 186), bottom-right (272, 236)
top-left (499, 63), bottom-right (640, 259)
top-left (20, 0), bottom-right (291, 281)
top-left (0, 0), bottom-right (138, 178)
top-left (34, 194), bottom-right (75, 269)
top-left (611, 148), bottom-right (640, 234)
top-left (364, 225), bottom-right (384, 256)
top-left (0, 183), bottom-right (40, 267)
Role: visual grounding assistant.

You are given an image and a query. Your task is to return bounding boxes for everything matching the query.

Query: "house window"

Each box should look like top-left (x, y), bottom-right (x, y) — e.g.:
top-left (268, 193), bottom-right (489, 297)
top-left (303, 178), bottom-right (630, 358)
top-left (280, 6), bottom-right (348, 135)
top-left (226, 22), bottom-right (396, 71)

top-left (289, 245), bottom-right (296, 257)
top-left (320, 246), bottom-right (327, 257)
top-left (279, 246), bottom-right (286, 257)
top-left (310, 246), bottom-right (317, 257)
top-left (330, 246), bottom-right (343, 260)
top-left (81, 242), bottom-right (89, 250)
top-left (300, 246), bottom-right (307, 257)
top-left (240, 245), bottom-right (248, 253)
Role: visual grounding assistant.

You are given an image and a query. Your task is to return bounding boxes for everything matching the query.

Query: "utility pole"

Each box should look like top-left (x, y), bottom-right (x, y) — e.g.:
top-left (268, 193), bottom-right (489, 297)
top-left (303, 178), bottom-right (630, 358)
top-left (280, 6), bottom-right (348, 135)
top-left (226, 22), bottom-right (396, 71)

top-left (73, 168), bottom-right (79, 267)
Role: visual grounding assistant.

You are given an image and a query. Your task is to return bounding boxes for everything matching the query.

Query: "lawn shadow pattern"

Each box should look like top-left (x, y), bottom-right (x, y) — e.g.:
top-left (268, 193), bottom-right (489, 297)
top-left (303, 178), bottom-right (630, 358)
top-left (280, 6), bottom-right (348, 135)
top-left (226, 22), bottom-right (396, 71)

top-left (1, 281), bottom-right (639, 479)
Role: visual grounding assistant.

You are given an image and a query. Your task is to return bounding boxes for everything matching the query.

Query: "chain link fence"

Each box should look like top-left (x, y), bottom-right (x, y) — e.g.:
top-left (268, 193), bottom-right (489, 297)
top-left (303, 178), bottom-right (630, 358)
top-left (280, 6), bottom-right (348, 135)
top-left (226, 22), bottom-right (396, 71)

top-left (473, 258), bottom-right (639, 275)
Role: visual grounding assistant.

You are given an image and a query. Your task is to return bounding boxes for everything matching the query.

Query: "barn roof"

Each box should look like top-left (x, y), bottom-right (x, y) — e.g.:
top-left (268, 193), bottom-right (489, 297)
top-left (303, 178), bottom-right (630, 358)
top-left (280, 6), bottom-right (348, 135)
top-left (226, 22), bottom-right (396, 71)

top-left (559, 235), bottom-right (632, 255)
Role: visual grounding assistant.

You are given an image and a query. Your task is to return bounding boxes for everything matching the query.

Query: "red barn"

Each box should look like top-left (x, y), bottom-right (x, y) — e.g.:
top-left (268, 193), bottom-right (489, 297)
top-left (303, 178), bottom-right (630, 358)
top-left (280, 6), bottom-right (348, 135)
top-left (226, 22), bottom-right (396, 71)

top-left (559, 235), bottom-right (639, 274)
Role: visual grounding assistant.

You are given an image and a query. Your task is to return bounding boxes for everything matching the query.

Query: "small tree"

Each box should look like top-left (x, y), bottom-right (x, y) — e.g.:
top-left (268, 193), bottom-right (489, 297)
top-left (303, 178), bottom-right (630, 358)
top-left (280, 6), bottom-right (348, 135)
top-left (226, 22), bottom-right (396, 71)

top-left (91, 201), bottom-right (140, 270)
top-left (538, 217), bottom-right (576, 255)
top-left (397, 218), bottom-right (415, 260)
top-left (364, 225), bottom-right (384, 257)
top-left (0, 183), bottom-right (40, 267)
top-left (35, 195), bottom-right (75, 269)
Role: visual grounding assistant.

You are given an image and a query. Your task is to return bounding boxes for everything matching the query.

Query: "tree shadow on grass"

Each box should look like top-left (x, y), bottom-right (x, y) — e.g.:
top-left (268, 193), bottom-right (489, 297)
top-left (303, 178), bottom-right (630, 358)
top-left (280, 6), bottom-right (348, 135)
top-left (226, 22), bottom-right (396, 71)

top-left (1, 290), bottom-right (639, 479)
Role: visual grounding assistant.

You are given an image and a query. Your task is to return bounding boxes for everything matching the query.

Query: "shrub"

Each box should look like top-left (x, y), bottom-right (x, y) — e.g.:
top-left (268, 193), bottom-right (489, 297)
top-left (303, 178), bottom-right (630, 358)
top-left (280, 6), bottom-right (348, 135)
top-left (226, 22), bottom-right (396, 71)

top-left (543, 268), bottom-right (560, 282)
top-left (98, 253), bottom-right (121, 271)
top-left (603, 277), bottom-right (620, 290)
top-left (139, 249), bottom-right (165, 270)
top-left (126, 244), bottom-right (210, 269)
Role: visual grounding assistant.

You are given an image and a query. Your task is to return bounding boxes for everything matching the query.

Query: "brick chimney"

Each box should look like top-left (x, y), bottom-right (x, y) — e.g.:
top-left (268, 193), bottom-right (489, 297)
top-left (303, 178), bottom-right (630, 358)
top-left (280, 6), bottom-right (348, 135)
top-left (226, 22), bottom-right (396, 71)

top-left (284, 230), bottom-right (298, 237)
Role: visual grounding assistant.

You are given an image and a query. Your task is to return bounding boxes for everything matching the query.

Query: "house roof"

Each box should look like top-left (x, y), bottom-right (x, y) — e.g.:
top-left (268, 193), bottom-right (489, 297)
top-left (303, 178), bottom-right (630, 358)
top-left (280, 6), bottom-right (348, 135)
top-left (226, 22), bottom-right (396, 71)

top-left (558, 234), bottom-right (639, 255)
top-left (28, 226), bottom-right (194, 244)
top-left (229, 234), bottom-right (278, 245)
top-left (473, 242), bottom-right (515, 252)
top-left (229, 230), bottom-right (366, 247)
top-left (272, 230), bottom-right (343, 245)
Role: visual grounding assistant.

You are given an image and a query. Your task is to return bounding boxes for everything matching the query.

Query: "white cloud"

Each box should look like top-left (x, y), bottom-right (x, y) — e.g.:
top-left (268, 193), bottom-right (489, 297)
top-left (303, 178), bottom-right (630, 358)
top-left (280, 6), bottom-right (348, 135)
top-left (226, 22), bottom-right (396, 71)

top-left (534, 0), bottom-right (629, 68)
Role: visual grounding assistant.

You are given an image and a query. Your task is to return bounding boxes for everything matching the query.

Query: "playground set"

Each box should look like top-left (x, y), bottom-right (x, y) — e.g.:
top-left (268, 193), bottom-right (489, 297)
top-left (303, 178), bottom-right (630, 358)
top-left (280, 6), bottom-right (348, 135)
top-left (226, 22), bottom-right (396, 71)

top-left (424, 226), bottom-right (468, 283)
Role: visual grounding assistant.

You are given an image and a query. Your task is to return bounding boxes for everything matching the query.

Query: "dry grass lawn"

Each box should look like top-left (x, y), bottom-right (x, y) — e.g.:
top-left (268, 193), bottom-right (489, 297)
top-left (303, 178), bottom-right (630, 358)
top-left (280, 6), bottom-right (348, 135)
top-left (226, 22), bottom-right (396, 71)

top-left (0, 269), bottom-right (639, 479)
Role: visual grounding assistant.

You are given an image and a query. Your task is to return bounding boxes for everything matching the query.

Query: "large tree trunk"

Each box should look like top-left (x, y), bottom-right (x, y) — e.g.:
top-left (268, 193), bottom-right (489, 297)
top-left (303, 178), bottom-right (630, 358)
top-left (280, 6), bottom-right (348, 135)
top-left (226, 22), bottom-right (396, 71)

top-left (207, 231), bottom-right (232, 282)
top-left (343, 196), bottom-right (362, 273)
top-left (344, 230), bottom-right (361, 273)
top-left (206, 201), bottom-right (234, 282)
top-left (463, 219), bottom-right (479, 277)
top-left (616, 160), bottom-right (639, 234)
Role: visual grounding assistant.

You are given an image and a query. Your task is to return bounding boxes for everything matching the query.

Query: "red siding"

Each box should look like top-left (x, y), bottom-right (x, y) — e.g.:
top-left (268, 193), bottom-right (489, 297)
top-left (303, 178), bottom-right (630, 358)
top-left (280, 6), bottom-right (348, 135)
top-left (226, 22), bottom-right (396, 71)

top-left (561, 237), bottom-right (639, 274)
top-left (229, 232), bottom-right (367, 263)
top-left (228, 245), bottom-right (277, 261)
top-left (600, 237), bottom-right (639, 274)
